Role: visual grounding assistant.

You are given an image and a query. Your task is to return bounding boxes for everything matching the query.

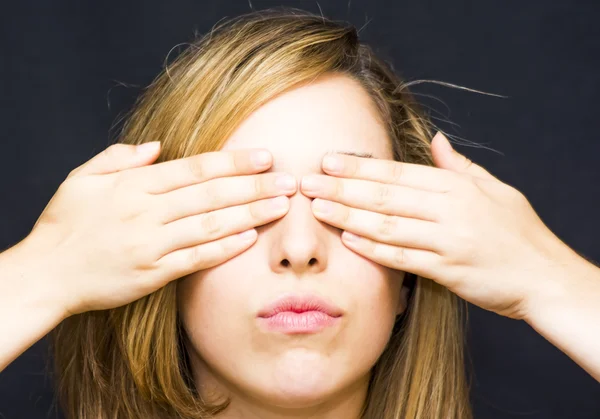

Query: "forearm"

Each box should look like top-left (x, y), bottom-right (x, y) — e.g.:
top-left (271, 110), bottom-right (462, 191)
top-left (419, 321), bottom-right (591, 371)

top-left (0, 240), bottom-right (68, 372)
top-left (525, 247), bottom-right (600, 382)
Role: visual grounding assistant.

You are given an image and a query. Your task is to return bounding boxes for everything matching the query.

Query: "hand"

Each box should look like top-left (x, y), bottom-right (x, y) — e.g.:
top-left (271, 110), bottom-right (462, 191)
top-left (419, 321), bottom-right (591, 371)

top-left (300, 132), bottom-right (572, 320)
top-left (19, 142), bottom-right (296, 317)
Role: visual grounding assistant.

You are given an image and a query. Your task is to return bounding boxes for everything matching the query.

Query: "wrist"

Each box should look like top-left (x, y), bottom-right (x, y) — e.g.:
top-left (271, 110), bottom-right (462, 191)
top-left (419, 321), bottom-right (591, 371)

top-left (523, 244), bottom-right (600, 328)
top-left (1, 237), bottom-right (72, 324)
top-left (521, 246), bottom-right (600, 381)
top-left (0, 238), bottom-right (72, 371)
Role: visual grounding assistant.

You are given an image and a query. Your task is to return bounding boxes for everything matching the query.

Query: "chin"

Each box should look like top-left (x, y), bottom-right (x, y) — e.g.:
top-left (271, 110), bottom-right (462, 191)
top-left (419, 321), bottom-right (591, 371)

top-left (246, 348), bottom-right (346, 408)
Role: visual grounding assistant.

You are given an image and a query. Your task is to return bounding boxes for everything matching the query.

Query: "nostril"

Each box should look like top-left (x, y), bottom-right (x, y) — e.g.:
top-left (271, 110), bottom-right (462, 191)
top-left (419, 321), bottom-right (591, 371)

top-left (279, 258), bottom-right (318, 268)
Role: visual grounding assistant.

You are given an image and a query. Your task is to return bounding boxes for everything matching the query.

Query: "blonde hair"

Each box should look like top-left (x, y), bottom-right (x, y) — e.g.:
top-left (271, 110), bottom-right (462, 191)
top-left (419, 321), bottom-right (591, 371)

top-left (51, 7), bottom-right (471, 418)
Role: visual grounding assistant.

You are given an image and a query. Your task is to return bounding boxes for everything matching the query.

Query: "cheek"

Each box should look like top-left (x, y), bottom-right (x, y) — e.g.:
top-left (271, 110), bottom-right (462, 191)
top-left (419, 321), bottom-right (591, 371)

top-left (176, 262), bottom-right (253, 357)
top-left (341, 264), bottom-right (403, 359)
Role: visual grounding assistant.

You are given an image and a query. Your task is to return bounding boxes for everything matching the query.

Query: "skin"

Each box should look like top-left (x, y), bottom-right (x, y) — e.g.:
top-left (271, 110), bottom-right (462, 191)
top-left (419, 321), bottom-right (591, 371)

top-left (177, 74), bottom-right (409, 418)
top-left (0, 71), bottom-right (598, 418)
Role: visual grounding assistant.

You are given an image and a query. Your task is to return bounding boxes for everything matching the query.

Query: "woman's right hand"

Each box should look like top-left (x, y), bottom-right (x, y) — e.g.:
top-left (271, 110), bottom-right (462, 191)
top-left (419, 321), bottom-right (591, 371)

top-left (18, 142), bottom-right (296, 317)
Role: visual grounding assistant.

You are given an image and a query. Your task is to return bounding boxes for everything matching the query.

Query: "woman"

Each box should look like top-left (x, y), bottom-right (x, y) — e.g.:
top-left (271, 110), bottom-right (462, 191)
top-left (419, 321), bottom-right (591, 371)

top-left (1, 7), bottom-right (598, 419)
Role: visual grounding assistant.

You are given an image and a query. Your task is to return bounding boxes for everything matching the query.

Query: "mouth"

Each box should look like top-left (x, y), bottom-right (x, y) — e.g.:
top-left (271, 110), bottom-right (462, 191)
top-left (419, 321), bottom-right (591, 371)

top-left (257, 293), bottom-right (343, 334)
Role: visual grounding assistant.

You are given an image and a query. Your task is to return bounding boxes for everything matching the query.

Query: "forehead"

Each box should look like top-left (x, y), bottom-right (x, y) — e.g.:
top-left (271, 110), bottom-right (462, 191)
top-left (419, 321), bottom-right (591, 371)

top-left (221, 74), bottom-right (392, 174)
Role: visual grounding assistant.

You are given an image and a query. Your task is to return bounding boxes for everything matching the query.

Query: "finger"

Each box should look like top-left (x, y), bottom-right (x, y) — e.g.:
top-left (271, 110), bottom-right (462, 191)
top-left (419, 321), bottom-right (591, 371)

top-left (311, 198), bottom-right (445, 254)
top-left (133, 148), bottom-right (273, 194)
top-left (157, 196), bottom-right (289, 253)
top-left (155, 228), bottom-right (258, 283)
top-left (157, 172), bottom-right (296, 224)
top-left (452, 152), bottom-right (499, 181)
top-left (321, 153), bottom-right (459, 193)
top-left (301, 174), bottom-right (442, 222)
top-left (340, 231), bottom-right (441, 279)
top-left (71, 142), bottom-right (161, 177)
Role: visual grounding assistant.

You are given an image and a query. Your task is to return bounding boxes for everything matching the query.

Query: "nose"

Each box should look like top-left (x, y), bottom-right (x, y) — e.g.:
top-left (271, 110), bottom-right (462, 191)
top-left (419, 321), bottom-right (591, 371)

top-left (267, 191), bottom-right (329, 275)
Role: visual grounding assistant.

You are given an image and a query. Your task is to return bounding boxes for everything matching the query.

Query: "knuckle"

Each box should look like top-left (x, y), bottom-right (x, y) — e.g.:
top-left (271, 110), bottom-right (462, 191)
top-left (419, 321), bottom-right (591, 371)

top-left (248, 200), bottom-right (262, 222)
top-left (187, 155), bottom-right (206, 180)
top-left (232, 150), bottom-right (245, 173)
top-left (105, 143), bottom-right (129, 158)
top-left (506, 184), bottom-right (528, 203)
top-left (377, 214), bottom-right (397, 239)
top-left (373, 184), bottom-right (392, 211)
top-left (202, 182), bottom-right (221, 208)
top-left (334, 179), bottom-right (344, 200)
top-left (390, 161), bottom-right (404, 184)
top-left (61, 175), bottom-right (91, 200)
top-left (199, 211), bottom-right (222, 237)
top-left (392, 246), bottom-right (406, 266)
top-left (59, 176), bottom-right (76, 192)
top-left (188, 244), bottom-right (203, 267)
top-left (339, 204), bottom-right (351, 225)
top-left (255, 174), bottom-right (266, 196)
top-left (67, 167), bottom-right (80, 178)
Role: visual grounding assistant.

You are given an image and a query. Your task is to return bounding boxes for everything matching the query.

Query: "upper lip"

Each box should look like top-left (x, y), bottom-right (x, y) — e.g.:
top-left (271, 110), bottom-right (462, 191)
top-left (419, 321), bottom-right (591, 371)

top-left (258, 293), bottom-right (343, 318)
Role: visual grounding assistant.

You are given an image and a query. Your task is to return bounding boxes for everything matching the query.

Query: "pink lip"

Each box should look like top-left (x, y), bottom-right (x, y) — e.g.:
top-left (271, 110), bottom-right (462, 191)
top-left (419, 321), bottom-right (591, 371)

top-left (257, 294), bottom-right (343, 334)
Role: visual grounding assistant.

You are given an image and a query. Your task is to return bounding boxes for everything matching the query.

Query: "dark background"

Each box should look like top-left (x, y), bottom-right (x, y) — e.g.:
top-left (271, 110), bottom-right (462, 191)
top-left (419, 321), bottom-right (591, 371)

top-left (1, 0), bottom-right (599, 418)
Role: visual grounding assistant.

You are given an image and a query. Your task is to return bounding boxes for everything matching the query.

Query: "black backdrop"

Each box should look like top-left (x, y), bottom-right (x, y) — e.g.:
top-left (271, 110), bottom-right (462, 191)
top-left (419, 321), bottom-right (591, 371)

top-left (1, 1), bottom-right (599, 418)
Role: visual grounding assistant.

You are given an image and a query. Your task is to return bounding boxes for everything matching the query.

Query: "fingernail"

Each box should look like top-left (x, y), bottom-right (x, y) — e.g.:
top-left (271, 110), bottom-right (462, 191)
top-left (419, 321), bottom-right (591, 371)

top-left (434, 131), bottom-right (453, 152)
top-left (342, 231), bottom-right (359, 242)
top-left (270, 195), bottom-right (289, 210)
top-left (301, 175), bottom-right (321, 192)
top-left (238, 229), bottom-right (257, 242)
top-left (252, 150), bottom-right (271, 167)
top-left (275, 174), bottom-right (296, 192)
top-left (312, 199), bottom-right (331, 214)
top-left (323, 155), bottom-right (342, 173)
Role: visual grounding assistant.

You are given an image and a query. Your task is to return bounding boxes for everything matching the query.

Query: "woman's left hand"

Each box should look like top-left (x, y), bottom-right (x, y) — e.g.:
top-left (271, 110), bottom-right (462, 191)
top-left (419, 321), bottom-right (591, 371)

top-left (300, 131), bottom-right (575, 320)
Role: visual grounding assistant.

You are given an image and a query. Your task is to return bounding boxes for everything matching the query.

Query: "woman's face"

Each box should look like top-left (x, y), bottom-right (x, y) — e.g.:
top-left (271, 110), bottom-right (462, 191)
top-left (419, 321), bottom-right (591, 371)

top-left (177, 74), bottom-right (409, 416)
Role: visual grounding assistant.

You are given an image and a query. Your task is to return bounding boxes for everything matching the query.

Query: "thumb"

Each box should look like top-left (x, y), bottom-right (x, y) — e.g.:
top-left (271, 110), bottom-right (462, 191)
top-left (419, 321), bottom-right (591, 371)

top-left (431, 131), bottom-right (497, 181)
top-left (70, 141), bottom-right (161, 177)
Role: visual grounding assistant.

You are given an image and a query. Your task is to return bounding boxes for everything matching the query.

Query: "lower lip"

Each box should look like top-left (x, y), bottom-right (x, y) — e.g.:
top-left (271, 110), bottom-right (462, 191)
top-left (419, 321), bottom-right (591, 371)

top-left (258, 311), bottom-right (341, 334)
